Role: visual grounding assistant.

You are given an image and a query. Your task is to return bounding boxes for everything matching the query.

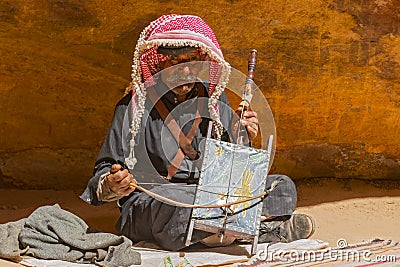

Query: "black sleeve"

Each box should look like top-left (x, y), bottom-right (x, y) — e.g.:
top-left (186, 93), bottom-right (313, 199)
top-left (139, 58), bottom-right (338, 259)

top-left (80, 95), bottom-right (131, 206)
top-left (218, 92), bottom-right (234, 142)
top-left (218, 92), bottom-right (252, 146)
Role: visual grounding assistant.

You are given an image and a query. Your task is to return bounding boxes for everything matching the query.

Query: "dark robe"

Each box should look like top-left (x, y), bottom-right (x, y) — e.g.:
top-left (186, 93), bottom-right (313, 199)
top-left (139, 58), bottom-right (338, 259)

top-left (80, 80), bottom-right (297, 250)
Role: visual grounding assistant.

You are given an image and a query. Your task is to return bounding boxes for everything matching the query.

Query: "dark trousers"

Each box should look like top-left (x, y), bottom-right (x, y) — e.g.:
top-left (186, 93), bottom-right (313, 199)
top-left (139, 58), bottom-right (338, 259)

top-left (115, 174), bottom-right (297, 250)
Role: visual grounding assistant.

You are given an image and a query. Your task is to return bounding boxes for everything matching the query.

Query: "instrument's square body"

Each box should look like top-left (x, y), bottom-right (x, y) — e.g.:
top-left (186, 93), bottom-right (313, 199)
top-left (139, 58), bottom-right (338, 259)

top-left (191, 138), bottom-right (271, 238)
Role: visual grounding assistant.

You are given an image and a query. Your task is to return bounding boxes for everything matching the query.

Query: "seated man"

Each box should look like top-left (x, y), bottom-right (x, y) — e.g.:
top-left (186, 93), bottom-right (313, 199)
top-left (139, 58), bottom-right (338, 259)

top-left (80, 14), bottom-right (314, 250)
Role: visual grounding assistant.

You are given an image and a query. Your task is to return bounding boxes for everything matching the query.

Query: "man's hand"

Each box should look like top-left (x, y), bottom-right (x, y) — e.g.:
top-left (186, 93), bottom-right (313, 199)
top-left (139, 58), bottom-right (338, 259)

top-left (107, 164), bottom-right (136, 196)
top-left (235, 107), bottom-right (259, 142)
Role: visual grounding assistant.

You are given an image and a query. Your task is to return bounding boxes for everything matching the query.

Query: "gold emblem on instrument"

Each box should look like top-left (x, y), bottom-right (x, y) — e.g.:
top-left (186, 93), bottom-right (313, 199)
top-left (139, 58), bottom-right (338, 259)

top-left (215, 146), bottom-right (224, 157)
top-left (233, 168), bottom-right (254, 216)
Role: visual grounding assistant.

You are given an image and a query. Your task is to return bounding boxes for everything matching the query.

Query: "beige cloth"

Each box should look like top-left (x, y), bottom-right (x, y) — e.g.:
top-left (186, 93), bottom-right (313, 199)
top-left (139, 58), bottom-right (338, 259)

top-left (96, 172), bottom-right (123, 202)
top-left (200, 233), bottom-right (236, 247)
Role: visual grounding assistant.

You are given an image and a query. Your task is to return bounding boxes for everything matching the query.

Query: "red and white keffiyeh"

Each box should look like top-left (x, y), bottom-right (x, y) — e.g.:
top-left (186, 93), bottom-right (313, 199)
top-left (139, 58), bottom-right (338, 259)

top-left (124, 14), bottom-right (231, 169)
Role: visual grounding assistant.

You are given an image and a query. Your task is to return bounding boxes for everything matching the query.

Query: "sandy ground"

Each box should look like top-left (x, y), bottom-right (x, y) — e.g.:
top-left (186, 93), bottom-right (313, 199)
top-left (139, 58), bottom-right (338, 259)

top-left (0, 178), bottom-right (399, 265)
top-left (295, 178), bottom-right (400, 246)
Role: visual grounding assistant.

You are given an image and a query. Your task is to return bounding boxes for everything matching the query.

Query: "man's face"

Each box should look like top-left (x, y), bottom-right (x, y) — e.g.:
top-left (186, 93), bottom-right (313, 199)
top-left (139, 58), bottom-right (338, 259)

top-left (157, 48), bottom-right (204, 96)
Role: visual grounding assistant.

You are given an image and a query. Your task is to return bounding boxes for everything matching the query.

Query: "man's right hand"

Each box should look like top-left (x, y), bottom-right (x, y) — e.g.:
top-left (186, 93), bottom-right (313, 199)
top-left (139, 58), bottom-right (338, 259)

top-left (107, 164), bottom-right (136, 196)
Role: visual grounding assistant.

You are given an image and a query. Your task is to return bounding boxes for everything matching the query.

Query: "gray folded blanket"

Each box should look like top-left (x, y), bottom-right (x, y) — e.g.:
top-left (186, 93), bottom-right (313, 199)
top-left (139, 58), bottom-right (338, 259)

top-left (0, 204), bottom-right (141, 266)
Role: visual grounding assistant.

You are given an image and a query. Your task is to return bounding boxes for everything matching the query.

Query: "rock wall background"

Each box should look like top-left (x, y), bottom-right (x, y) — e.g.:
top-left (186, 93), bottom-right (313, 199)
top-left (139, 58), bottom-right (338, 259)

top-left (0, 0), bottom-right (399, 189)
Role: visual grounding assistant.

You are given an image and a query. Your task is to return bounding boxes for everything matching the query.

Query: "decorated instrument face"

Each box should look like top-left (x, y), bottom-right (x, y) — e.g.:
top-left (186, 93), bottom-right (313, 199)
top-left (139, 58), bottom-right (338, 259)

top-left (192, 138), bottom-right (272, 237)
